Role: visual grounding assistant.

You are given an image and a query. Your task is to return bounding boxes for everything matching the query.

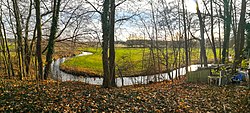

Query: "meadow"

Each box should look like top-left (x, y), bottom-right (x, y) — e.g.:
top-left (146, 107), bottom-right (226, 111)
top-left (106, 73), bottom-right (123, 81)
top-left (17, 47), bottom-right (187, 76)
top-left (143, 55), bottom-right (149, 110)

top-left (60, 47), bottom-right (218, 77)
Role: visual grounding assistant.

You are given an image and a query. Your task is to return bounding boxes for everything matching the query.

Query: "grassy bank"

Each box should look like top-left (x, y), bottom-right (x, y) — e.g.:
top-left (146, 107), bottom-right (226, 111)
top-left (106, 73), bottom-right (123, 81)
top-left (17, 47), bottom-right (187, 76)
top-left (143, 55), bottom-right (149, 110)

top-left (60, 47), bottom-right (218, 77)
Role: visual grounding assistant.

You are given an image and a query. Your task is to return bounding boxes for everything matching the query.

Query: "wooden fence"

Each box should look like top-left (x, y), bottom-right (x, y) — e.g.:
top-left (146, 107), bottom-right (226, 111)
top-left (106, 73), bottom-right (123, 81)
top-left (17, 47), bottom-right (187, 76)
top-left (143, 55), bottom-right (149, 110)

top-left (187, 68), bottom-right (211, 83)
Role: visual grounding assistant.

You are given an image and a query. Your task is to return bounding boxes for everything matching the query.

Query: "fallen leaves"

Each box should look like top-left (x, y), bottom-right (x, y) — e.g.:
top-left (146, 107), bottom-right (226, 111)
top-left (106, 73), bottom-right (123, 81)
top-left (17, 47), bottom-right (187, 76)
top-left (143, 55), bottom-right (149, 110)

top-left (0, 78), bottom-right (249, 112)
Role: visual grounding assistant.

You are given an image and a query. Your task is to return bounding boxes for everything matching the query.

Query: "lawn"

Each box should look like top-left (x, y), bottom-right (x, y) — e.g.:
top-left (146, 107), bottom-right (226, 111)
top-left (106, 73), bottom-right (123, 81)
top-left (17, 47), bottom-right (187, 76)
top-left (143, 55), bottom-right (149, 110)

top-left (60, 47), bottom-right (219, 77)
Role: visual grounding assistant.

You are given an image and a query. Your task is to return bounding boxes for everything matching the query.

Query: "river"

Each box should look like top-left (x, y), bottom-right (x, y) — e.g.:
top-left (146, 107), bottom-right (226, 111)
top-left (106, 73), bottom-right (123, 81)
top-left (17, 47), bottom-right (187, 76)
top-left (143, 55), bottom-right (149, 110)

top-left (50, 52), bottom-right (204, 87)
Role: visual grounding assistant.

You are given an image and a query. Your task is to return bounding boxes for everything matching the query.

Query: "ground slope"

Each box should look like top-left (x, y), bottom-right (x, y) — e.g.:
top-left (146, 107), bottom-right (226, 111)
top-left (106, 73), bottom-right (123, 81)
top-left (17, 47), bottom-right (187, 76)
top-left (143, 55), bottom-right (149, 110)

top-left (0, 77), bottom-right (249, 112)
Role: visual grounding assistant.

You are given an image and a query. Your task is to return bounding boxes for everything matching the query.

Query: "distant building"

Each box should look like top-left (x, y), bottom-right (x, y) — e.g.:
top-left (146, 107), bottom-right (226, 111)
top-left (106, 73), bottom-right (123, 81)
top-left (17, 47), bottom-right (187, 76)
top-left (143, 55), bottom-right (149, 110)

top-left (125, 39), bottom-right (190, 48)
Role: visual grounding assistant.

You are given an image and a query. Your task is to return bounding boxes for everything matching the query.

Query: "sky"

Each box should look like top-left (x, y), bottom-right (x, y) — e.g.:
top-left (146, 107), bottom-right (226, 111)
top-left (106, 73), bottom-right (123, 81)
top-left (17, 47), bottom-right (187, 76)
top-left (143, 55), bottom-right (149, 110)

top-left (83, 0), bottom-right (205, 41)
top-left (187, 0), bottom-right (199, 12)
top-left (113, 0), bottom-right (202, 41)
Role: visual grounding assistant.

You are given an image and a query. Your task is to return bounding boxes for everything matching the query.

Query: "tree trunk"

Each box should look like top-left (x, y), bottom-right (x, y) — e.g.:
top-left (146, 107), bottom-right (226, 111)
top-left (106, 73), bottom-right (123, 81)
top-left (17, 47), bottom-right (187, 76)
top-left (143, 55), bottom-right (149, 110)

top-left (245, 23), bottom-right (250, 56)
top-left (12, 0), bottom-right (24, 80)
top-left (177, 0), bottom-right (181, 79)
top-left (44, 0), bottom-right (61, 80)
top-left (0, 17), bottom-right (9, 77)
top-left (232, 0), bottom-right (238, 64)
top-left (34, 0), bottom-right (43, 80)
top-left (109, 0), bottom-right (116, 87)
top-left (181, 0), bottom-right (189, 72)
top-left (24, 0), bottom-right (32, 77)
top-left (218, 14), bottom-right (222, 63)
top-left (210, 0), bottom-right (218, 64)
top-left (221, 0), bottom-right (231, 64)
top-left (101, 0), bottom-right (110, 88)
top-left (247, 23), bottom-right (250, 88)
top-left (232, 0), bottom-right (246, 72)
top-left (196, 1), bottom-right (208, 67)
top-left (0, 15), bottom-right (15, 77)
top-left (0, 4), bottom-right (9, 76)
top-left (27, 25), bottom-right (37, 79)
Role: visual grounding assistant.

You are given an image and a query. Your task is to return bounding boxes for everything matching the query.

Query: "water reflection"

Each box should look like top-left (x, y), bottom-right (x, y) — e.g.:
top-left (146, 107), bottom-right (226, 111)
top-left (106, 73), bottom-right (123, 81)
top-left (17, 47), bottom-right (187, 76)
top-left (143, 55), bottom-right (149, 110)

top-left (51, 52), bottom-right (203, 87)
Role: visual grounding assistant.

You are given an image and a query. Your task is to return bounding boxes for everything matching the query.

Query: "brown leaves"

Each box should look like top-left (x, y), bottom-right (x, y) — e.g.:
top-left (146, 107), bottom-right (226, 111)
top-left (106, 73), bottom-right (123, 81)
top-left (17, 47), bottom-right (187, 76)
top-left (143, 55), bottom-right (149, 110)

top-left (0, 78), bottom-right (249, 112)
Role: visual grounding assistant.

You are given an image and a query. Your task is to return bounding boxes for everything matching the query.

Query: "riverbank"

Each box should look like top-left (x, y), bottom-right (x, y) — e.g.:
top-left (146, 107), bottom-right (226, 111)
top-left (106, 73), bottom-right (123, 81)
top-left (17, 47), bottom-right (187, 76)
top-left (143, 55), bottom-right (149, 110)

top-left (0, 77), bottom-right (249, 112)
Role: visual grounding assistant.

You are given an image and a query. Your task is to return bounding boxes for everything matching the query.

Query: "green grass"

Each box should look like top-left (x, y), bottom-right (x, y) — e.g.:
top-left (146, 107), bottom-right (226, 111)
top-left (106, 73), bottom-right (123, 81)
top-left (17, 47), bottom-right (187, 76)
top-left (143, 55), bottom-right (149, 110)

top-left (61, 48), bottom-right (150, 76)
top-left (62, 52), bottom-right (103, 75)
top-left (61, 47), bottom-right (220, 77)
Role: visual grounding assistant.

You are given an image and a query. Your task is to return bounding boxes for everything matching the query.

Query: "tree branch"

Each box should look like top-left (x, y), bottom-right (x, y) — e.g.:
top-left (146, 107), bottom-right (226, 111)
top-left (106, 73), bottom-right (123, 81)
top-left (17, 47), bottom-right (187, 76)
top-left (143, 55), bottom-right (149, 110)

top-left (55, 34), bottom-right (82, 42)
top-left (115, 13), bottom-right (138, 23)
top-left (202, 0), bottom-right (210, 15)
top-left (85, 0), bottom-right (102, 14)
top-left (115, 0), bottom-right (127, 7)
top-left (188, 30), bottom-right (201, 41)
top-left (55, 5), bottom-right (80, 39)
top-left (41, 11), bottom-right (53, 17)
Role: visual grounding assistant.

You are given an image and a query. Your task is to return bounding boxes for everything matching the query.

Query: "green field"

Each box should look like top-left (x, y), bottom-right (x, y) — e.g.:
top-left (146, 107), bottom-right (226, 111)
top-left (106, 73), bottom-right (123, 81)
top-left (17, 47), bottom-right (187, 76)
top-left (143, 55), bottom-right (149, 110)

top-left (60, 47), bottom-right (218, 77)
top-left (60, 48), bottom-right (150, 77)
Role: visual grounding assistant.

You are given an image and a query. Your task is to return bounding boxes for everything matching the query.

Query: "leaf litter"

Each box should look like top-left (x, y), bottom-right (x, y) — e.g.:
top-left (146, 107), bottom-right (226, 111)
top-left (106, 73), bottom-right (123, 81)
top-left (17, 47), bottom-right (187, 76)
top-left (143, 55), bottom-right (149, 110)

top-left (0, 77), bottom-right (249, 112)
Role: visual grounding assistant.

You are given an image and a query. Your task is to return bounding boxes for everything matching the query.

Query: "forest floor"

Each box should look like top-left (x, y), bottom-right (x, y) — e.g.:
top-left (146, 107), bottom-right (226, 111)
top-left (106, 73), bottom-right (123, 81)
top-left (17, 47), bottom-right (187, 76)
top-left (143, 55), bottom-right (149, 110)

top-left (0, 77), bottom-right (249, 112)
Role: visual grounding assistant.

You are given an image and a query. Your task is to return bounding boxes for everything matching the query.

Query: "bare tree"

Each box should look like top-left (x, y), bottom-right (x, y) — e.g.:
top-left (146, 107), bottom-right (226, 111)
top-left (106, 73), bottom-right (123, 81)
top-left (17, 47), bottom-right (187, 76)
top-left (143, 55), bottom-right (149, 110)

top-left (12, 0), bottom-right (24, 80)
top-left (0, 1), bottom-right (14, 78)
top-left (24, 0), bottom-right (33, 77)
top-left (34, 0), bottom-right (43, 80)
top-left (210, 0), bottom-right (218, 63)
top-left (109, 0), bottom-right (116, 86)
top-left (44, 0), bottom-right (61, 80)
top-left (221, 0), bottom-right (232, 64)
top-left (181, 0), bottom-right (189, 72)
top-left (196, 1), bottom-right (208, 67)
top-left (233, 0), bottom-right (247, 72)
top-left (100, 0), bottom-right (111, 87)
